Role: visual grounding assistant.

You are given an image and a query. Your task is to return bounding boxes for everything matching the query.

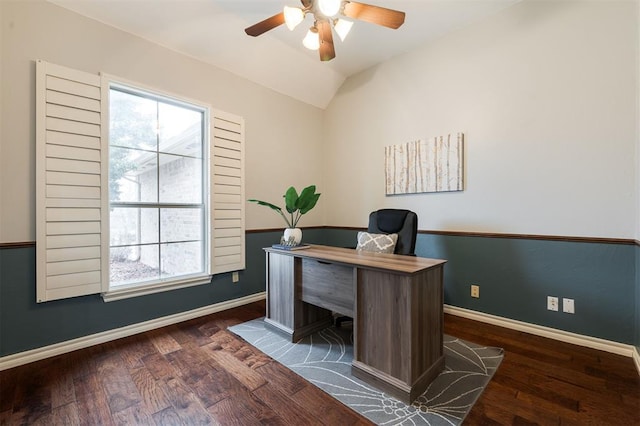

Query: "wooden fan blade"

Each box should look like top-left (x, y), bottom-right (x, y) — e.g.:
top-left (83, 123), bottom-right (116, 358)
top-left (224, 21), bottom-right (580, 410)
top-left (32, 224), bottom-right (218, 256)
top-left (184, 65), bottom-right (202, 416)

top-left (318, 20), bottom-right (335, 61)
top-left (342, 1), bottom-right (405, 29)
top-left (244, 12), bottom-right (285, 37)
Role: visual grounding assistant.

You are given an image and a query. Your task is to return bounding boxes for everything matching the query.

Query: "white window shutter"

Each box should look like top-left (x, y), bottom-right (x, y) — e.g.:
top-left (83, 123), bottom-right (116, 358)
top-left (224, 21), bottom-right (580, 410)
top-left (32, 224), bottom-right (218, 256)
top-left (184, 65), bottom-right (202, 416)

top-left (36, 60), bottom-right (105, 302)
top-left (211, 109), bottom-right (245, 274)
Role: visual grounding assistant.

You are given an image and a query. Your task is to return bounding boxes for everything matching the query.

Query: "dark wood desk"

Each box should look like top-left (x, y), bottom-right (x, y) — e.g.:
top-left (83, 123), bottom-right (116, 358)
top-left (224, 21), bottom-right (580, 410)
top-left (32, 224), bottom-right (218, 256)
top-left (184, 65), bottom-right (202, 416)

top-left (263, 244), bottom-right (447, 403)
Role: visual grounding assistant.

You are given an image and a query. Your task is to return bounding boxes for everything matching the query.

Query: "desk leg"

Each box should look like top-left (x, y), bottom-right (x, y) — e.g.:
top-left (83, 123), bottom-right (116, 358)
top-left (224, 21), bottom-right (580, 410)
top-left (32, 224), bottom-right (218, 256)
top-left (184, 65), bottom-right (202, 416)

top-left (352, 266), bottom-right (445, 404)
top-left (265, 252), bottom-right (333, 342)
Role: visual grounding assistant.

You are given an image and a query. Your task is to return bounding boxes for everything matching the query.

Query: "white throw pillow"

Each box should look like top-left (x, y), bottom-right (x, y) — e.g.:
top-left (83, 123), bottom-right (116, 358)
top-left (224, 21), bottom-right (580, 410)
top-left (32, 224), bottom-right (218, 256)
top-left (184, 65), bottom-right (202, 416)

top-left (356, 232), bottom-right (398, 254)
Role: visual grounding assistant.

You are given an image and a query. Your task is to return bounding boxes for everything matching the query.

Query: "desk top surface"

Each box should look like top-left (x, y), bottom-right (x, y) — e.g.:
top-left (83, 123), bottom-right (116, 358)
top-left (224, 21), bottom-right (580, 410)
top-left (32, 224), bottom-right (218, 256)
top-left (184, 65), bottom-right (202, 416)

top-left (264, 244), bottom-right (446, 274)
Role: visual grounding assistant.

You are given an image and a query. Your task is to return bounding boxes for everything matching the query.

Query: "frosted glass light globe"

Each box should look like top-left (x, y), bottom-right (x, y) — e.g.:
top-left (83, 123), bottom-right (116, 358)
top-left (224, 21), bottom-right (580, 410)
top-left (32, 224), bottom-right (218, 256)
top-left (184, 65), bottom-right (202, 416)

top-left (318, 0), bottom-right (341, 17)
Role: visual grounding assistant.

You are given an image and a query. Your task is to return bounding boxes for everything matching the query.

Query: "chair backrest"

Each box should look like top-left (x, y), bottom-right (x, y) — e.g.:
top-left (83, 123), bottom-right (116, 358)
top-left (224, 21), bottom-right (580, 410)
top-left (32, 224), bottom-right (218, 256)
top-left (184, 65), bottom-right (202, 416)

top-left (367, 209), bottom-right (418, 255)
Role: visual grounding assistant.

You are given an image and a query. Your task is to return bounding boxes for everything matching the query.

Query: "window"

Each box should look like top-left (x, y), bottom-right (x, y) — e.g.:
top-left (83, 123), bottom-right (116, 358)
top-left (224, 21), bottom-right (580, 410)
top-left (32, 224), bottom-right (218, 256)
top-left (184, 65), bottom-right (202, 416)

top-left (36, 61), bottom-right (245, 303)
top-left (108, 86), bottom-right (208, 288)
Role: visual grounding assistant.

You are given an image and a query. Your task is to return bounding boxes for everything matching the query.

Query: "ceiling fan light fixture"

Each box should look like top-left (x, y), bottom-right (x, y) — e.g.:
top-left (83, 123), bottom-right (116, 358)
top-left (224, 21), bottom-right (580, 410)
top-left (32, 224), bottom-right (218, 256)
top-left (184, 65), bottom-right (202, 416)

top-left (318, 0), bottom-right (341, 17)
top-left (334, 18), bottom-right (353, 41)
top-left (283, 6), bottom-right (305, 31)
top-left (302, 26), bottom-right (320, 50)
top-left (245, 0), bottom-right (406, 61)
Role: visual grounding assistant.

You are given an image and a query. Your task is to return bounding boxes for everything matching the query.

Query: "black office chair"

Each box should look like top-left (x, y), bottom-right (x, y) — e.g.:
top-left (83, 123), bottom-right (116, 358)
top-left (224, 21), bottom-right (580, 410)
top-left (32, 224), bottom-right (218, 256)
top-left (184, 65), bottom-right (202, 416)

top-left (336, 209), bottom-right (418, 327)
top-left (366, 209), bottom-right (418, 256)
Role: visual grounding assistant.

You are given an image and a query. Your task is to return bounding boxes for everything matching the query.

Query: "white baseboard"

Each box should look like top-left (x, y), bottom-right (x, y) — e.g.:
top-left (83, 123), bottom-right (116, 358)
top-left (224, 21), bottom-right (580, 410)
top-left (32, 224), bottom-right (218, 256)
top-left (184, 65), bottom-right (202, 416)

top-left (3, 296), bottom-right (637, 377)
top-left (0, 292), bottom-right (266, 371)
top-left (633, 346), bottom-right (640, 375)
top-left (445, 305), bottom-right (640, 376)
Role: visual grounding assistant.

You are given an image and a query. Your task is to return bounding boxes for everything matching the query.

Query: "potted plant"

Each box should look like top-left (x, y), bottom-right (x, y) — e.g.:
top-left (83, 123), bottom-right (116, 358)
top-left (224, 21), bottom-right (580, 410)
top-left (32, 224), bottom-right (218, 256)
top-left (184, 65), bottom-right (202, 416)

top-left (249, 185), bottom-right (321, 245)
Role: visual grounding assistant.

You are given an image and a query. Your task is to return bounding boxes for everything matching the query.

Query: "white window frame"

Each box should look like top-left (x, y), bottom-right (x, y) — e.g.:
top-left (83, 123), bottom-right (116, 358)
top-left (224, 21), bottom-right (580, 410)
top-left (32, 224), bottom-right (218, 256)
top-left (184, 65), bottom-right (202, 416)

top-left (100, 75), bottom-right (214, 302)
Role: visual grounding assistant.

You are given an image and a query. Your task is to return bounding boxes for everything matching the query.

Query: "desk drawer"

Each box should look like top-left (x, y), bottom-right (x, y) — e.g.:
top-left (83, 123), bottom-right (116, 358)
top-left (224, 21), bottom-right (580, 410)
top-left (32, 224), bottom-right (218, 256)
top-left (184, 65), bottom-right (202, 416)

top-left (301, 258), bottom-right (354, 317)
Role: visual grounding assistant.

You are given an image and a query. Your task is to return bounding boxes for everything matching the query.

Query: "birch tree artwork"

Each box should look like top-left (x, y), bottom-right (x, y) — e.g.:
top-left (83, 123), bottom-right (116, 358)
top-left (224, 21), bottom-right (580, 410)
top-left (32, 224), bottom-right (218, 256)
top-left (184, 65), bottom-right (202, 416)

top-left (385, 133), bottom-right (464, 195)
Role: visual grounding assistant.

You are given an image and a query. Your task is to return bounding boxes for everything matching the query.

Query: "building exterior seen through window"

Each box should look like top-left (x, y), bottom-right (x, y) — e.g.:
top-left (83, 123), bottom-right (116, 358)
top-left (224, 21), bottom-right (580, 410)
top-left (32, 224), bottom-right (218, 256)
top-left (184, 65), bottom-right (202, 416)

top-left (108, 86), bottom-right (207, 287)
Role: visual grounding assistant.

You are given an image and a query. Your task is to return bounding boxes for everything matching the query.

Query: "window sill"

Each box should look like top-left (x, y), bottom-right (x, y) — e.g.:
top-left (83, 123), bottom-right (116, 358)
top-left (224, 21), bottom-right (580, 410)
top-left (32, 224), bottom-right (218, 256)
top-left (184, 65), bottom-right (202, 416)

top-left (101, 274), bottom-right (212, 302)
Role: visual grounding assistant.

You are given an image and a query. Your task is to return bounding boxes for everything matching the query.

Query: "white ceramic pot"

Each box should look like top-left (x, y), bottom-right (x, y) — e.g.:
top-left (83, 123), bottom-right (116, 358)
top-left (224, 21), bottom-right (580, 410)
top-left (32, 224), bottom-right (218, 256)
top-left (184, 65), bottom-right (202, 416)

top-left (283, 228), bottom-right (302, 245)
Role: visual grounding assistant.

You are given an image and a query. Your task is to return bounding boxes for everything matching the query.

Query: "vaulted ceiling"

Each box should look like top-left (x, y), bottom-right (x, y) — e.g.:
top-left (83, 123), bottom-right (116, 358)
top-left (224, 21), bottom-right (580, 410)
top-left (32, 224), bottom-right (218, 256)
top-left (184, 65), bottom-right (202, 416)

top-left (48, 0), bottom-right (520, 108)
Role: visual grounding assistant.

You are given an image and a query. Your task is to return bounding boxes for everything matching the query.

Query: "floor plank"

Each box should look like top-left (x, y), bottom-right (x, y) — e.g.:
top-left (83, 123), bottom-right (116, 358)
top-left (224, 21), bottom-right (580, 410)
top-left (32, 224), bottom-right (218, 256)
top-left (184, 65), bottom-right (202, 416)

top-left (1, 300), bottom-right (638, 425)
top-left (130, 367), bottom-right (172, 414)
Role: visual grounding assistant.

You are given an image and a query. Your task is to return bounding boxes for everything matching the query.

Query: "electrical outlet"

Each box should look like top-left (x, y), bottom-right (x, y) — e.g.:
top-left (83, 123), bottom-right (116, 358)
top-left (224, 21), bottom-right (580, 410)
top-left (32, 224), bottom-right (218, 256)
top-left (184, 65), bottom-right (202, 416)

top-left (563, 298), bottom-right (575, 314)
top-left (232, 271), bottom-right (239, 283)
top-left (547, 296), bottom-right (558, 311)
top-left (471, 285), bottom-right (480, 298)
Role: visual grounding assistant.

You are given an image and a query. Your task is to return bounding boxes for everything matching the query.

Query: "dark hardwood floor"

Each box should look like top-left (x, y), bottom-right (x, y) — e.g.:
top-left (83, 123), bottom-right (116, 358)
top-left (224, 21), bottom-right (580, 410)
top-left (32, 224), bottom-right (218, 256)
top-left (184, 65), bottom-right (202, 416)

top-left (1, 300), bottom-right (638, 425)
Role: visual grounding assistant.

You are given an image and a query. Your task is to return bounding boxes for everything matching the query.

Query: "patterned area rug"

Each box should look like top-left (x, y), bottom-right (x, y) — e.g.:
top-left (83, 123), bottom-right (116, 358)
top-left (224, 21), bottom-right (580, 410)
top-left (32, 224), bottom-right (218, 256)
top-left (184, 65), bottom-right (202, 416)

top-left (229, 318), bottom-right (503, 425)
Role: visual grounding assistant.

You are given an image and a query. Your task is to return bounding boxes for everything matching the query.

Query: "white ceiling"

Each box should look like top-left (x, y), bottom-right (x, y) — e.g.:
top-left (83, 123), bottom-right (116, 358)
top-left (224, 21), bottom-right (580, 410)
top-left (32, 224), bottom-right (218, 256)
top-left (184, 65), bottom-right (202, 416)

top-left (48, 0), bottom-right (520, 109)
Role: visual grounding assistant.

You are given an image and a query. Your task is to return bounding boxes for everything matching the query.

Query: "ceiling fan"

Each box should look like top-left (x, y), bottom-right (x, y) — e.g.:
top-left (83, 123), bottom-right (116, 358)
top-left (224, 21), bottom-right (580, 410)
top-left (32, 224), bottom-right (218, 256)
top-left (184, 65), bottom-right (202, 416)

top-left (244, 0), bottom-right (405, 62)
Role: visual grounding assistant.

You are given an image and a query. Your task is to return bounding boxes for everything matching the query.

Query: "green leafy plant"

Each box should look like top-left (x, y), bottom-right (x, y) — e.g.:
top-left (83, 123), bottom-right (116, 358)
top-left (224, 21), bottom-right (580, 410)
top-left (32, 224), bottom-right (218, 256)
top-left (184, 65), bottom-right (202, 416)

top-left (249, 185), bottom-right (321, 228)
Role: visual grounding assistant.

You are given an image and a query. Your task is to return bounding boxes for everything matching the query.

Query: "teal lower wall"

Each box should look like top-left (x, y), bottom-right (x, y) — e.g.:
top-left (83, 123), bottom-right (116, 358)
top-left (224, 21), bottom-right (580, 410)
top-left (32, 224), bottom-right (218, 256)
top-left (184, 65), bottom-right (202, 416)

top-left (0, 229), bottom-right (636, 358)
top-left (325, 229), bottom-right (636, 344)
top-left (426, 234), bottom-right (634, 344)
top-left (0, 230), bottom-right (325, 358)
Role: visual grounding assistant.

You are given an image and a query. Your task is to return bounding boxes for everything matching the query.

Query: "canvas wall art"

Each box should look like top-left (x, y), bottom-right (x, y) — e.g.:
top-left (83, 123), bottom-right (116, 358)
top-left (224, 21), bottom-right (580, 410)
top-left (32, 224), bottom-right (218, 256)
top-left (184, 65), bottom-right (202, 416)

top-left (385, 133), bottom-right (464, 195)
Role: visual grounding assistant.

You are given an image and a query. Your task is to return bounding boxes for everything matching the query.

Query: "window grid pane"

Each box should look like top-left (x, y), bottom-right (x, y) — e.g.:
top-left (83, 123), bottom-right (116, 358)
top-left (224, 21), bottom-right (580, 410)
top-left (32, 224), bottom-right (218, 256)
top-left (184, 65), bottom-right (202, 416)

top-left (110, 244), bottom-right (160, 286)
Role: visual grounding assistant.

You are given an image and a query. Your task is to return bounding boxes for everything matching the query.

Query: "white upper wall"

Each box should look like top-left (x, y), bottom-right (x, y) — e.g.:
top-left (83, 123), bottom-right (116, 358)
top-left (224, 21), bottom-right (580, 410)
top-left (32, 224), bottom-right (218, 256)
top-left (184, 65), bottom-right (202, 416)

top-left (0, 0), bottom-right (325, 243)
top-left (637, 0), bottom-right (640, 242)
top-left (2, 0), bottom-right (639, 242)
top-left (0, 2), bottom-right (4, 244)
top-left (323, 0), bottom-right (638, 239)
